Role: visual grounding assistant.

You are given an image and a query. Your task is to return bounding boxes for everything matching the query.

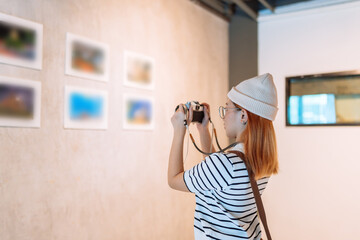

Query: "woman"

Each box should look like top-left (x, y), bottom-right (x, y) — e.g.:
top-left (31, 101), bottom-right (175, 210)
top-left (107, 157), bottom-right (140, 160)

top-left (168, 73), bottom-right (279, 240)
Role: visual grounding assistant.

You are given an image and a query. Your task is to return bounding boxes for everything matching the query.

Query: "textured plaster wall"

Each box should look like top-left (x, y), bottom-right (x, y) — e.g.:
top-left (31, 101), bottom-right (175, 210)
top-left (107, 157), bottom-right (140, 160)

top-left (0, 0), bottom-right (229, 239)
top-left (258, 2), bottom-right (360, 239)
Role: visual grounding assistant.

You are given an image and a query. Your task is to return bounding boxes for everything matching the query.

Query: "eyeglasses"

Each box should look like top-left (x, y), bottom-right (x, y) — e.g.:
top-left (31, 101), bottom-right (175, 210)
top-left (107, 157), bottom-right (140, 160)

top-left (218, 106), bottom-right (241, 119)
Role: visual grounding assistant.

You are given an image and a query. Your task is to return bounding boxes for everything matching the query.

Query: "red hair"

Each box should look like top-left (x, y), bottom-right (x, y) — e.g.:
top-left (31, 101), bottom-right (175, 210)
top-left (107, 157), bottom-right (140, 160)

top-left (236, 104), bottom-right (279, 180)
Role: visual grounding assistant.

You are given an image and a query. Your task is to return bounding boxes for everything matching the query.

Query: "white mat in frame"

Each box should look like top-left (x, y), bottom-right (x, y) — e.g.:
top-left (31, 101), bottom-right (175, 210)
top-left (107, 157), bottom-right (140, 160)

top-left (65, 33), bottom-right (110, 82)
top-left (64, 85), bottom-right (108, 130)
top-left (0, 12), bottom-right (43, 70)
top-left (0, 75), bottom-right (41, 128)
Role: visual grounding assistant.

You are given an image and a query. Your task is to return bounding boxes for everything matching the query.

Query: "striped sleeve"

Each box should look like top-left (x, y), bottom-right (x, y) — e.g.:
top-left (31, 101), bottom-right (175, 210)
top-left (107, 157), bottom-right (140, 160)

top-left (184, 153), bottom-right (234, 193)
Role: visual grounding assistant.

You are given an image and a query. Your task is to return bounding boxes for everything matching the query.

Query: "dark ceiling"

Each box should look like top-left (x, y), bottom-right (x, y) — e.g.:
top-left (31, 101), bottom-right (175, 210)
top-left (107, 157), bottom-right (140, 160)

top-left (190, 0), bottom-right (314, 21)
top-left (242, 0), bottom-right (313, 11)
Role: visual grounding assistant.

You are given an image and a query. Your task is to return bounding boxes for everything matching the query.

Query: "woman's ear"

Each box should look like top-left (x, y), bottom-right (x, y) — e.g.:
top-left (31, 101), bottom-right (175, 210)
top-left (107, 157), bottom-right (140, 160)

top-left (241, 110), bottom-right (248, 124)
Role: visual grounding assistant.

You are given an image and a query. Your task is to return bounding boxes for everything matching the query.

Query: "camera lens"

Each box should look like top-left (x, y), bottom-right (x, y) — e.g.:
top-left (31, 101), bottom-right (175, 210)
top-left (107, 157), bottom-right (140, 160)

top-left (195, 105), bottom-right (200, 110)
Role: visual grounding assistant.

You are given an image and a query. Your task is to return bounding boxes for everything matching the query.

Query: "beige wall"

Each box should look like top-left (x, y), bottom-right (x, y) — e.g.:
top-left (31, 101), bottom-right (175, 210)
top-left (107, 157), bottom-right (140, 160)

top-left (0, 1), bottom-right (229, 239)
top-left (258, 2), bottom-right (360, 239)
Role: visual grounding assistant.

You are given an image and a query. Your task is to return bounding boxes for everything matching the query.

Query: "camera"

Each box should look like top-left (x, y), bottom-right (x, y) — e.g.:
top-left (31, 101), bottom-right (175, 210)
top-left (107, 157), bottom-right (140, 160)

top-left (175, 101), bottom-right (205, 123)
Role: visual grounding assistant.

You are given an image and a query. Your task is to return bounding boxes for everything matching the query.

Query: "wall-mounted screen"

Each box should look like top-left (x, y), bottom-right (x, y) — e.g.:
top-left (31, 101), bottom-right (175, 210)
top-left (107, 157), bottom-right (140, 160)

top-left (286, 71), bottom-right (360, 126)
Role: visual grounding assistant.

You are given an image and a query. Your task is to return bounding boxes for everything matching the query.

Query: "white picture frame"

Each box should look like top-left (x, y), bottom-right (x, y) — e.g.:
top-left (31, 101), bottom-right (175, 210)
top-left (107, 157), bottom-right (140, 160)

top-left (123, 93), bottom-right (154, 130)
top-left (0, 12), bottom-right (43, 70)
top-left (64, 85), bottom-right (108, 130)
top-left (123, 50), bottom-right (155, 90)
top-left (65, 33), bottom-right (110, 82)
top-left (0, 76), bottom-right (41, 128)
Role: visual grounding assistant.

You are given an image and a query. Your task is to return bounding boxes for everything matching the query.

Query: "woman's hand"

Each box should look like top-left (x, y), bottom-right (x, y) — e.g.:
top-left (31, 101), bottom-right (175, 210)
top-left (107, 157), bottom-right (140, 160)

top-left (171, 104), bottom-right (192, 134)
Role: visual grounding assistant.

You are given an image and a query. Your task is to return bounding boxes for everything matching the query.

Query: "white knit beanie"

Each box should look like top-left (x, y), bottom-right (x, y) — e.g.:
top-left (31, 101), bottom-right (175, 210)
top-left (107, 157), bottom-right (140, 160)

top-left (227, 73), bottom-right (278, 121)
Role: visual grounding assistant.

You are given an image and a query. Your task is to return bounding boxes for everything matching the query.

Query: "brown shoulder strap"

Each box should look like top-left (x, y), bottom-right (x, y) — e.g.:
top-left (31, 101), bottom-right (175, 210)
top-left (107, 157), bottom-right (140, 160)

top-left (228, 151), bottom-right (272, 240)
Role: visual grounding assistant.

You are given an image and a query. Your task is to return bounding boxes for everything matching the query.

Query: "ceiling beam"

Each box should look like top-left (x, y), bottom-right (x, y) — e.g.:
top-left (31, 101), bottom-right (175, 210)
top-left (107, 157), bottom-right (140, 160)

top-left (232, 0), bottom-right (258, 21)
top-left (258, 0), bottom-right (275, 12)
top-left (190, 0), bottom-right (230, 22)
top-left (201, 0), bottom-right (225, 14)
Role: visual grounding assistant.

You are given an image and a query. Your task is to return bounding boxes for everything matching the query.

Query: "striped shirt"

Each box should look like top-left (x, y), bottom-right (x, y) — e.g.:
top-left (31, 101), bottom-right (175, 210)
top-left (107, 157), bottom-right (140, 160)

top-left (183, 143), bottom-right (269, 240)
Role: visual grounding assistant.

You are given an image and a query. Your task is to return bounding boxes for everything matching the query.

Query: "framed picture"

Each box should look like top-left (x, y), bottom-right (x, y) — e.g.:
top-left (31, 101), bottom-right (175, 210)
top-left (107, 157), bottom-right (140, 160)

top-left (123, 93), bottom-right (154, 130)
top-left (123, 50), bottom-right (154, 90)
top-left (65, 33), bottom-right (110, 82)
top-left (0, 76), bottom-right (41, 128)
top-left (286, 70), bottom-right (360, 126)
top-left (64, 85), bottom-right (108, 129)
top-left (0, 12), bottom-right (43, 70)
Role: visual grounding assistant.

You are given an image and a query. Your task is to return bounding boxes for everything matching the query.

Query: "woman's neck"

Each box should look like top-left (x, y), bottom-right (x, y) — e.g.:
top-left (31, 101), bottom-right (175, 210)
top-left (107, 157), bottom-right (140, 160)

top-left (235, 134), bottom-right (244, 143)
